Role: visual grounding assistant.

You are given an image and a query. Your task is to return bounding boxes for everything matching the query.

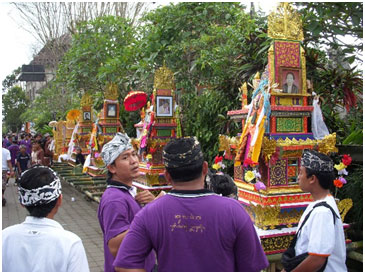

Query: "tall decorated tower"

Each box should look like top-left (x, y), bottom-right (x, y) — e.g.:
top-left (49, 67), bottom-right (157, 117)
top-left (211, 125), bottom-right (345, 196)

top-left (132, 65), bottom-right (179, 194)
top-left (219, 3), bottom-right (340, 254)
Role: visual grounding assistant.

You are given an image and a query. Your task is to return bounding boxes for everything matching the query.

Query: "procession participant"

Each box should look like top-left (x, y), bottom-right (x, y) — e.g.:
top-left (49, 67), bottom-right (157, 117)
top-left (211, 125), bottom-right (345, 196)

top-left (2, 166), bottom-right (89, 271)
top-left (43, 133), bottom-right (53, 166)
top-left (75, 147), bottom-right (85, 166)
top-left (8, 136), bottom-right (20, 169)
top-left (98, 132), bottom-right (156, 272)
top-left (205, 170), bottom-right (238, 199)
top-left (115, 137), bottom-right (268, 272)
top-left (2, 147), bottom-right (14, 206)
top-left (31, 140), bottom-right (46, 166)
top-left (16, 145), bottom-right (31, 176)
top-left (281, 150), bottom-right (347, 272)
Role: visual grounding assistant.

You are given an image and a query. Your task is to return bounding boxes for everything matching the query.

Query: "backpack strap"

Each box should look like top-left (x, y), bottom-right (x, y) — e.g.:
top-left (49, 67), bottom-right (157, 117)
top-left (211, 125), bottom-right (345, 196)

top-left (290, 201), bottom-right (340, 247)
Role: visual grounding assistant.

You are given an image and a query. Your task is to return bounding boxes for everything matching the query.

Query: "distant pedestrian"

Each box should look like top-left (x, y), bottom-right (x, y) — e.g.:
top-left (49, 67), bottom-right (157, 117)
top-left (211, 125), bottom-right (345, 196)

top-left (16, 145), bottom-right (31, 176)
top-left (98, 133), bottom-right (156, 272)
top-left (75, 147), bottom-right (85, 166)
top-left (2, 147), bottom-right (14, 206)
top-left (44, 133), bottom-right (53, 166)
top-left (115, 137), bottom-right (268, 272)
top-left (31, 141), bottom-right (46, 166)
top-left (2, 166), bottom-right (89, 271)
top-left (19, 133), bottom-right (32, 155)
top-left (8, 137), bottom-right (20, 168)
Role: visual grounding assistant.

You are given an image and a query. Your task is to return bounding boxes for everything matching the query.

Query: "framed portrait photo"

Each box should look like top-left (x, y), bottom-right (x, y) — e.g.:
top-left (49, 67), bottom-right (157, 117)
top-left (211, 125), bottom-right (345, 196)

top-left (83, 111), bottom-right (91, 121)
top-left (156, 96), bottom-right (173, 117)
top-left (106, 103), bottom-right (117, 118)
top-left (280, 67), bottom-right (302, 94)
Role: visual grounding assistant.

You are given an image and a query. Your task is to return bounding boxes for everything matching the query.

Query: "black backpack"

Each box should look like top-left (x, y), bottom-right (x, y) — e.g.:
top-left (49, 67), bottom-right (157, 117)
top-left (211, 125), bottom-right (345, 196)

top-left (281, 201), bottom-right (339, 272)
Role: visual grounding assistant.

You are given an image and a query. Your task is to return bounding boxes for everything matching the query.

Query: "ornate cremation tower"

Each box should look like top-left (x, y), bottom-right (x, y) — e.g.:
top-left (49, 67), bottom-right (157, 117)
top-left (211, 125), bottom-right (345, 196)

top-left (132, 65), bottom-right (178, 194)
top-left (220, 3), bottom-right (339, 254)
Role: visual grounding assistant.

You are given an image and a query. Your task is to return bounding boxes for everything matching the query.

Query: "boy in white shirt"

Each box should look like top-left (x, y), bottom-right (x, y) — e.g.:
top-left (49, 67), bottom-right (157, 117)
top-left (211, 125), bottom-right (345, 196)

top-left (291, 150), bottom-right (347, 272)
top-left (2, 165), bottom-right (89, 272)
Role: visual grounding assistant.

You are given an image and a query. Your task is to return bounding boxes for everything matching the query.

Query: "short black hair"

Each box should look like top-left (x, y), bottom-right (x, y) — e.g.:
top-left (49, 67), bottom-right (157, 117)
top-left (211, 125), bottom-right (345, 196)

top-left (286, 72), bottom-right (295, 80)
top-left (166, 162), bottom-right (203, 183)
top-left (212, 174), bottom-right (238, 199)
top-left (19, 166), bottom-right (59, 217)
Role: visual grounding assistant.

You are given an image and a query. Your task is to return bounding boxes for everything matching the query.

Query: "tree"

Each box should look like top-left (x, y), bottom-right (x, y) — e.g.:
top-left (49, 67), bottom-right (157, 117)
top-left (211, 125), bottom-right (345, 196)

top-left (11, 2), bottom-right (151, 68)
top-left (2, 67), bottom-right (21, 92)
top-left (2, 86), bottom-right (29, 132)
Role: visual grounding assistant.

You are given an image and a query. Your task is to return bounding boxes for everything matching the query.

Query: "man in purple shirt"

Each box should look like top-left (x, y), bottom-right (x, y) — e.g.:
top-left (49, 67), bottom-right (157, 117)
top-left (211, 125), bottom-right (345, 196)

top-left (8, 138), bottom-right (20, 168)
top-left (19, 134), bottom-right (32, 155)
top-left (97, 133), bottom-right (156, 272)
top-left (115, 137), bottom-right (269, 272)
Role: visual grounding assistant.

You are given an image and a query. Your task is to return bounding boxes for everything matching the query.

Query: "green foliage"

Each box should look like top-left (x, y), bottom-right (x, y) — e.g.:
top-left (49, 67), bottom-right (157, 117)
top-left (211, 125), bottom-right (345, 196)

top-left (56, 16), bottom-right (138, 99)
top-left (296, 2), bottom-right (363, 63)
top-left (181, 89), bottom-right (240, 165)
top-left (2, 67), bottom-right (21, 92)
top-left (2, 86), bottom-right (29, 132)
top-left (20, 81), bottom-right (79, 130)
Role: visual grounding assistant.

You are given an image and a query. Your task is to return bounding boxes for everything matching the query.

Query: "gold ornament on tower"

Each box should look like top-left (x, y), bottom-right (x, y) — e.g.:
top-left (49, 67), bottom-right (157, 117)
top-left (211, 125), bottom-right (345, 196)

top-left (105, 83), bottom-right (118, 100)
top-left (268, 2), bottom-right (304, 41)
top-left (154, 64), bottom-right (175, 90)
top-left (81, 93), bottom-right (93, 107)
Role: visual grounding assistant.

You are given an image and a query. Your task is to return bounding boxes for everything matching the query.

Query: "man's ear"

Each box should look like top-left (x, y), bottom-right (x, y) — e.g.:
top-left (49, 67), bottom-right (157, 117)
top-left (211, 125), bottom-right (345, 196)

top-left (56, 194), bottom-right (63, 207)
top-left (202, 161), bottom-right (209, 177)
top-left (309, 174), bottom-right (317, 186)
top-left (107, 164), bottom-right (116, 175)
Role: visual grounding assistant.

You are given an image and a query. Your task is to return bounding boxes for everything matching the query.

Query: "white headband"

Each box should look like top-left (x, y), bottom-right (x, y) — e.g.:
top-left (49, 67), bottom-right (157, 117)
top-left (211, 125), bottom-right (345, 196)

top-left (18, 166), bottom-right (62, 206)
top-left (101, 133), bottom-right (133, 166)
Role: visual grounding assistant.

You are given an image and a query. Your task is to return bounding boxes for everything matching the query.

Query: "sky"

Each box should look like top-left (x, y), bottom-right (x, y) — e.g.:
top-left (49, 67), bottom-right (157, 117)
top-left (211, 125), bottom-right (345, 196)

top-left (0, 2), bottom-right (38, 85)
top-left (0, 1), bottom-right (279, 89)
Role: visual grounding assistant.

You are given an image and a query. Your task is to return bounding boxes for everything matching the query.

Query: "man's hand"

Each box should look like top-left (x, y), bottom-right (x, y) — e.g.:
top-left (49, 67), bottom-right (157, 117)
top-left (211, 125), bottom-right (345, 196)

top-left (135, 190), bottom-right (155, 205)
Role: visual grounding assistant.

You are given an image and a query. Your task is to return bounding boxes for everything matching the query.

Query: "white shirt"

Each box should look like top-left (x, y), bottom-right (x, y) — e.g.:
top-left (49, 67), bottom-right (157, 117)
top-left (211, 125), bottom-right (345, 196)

top-left (2, 216), bottom-right (89, 272)
top-left (2, 148), bottom-right (11, 170)
top-left (295, 195), bottom-right (347, 272)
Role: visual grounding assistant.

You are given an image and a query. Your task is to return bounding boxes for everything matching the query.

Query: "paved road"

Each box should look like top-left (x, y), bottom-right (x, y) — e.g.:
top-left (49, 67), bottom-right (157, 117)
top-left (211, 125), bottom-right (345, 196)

top-left (2, 178), bottom-right (105, 272)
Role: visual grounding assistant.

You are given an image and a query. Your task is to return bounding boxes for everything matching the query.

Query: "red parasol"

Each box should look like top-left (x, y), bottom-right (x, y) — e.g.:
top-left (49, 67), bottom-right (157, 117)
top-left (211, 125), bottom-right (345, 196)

top-left (124, 91), bottom-right (147, 111)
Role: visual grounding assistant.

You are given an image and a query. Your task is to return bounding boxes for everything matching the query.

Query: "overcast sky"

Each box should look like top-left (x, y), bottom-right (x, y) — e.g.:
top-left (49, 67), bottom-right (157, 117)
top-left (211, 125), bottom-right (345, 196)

top-left (0, 1), bottom-right (279, 88)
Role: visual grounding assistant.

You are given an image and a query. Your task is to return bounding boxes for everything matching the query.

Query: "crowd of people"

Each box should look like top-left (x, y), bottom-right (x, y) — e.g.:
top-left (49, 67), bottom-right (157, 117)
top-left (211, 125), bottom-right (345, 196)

top-left (2, 133), bottom-right (347, 272)
top-left (2, 132), bottom-right (54, 206)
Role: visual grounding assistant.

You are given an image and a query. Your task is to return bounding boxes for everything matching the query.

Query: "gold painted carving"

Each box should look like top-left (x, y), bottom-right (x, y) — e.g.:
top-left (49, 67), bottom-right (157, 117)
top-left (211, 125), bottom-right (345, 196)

top-left (81, 93), bottom-right (93, 107)
top-left (317, 133), bottom-right (338, 154)
top-left (268, 44), bottom-right (275, 86)
top-left (248, 203), bottom-right (281, 230)
top-left (337, 198), bottom-right (353, 223)
top-left (154, 65), bottom-right (175, 90)
top-left (262, 137), bottom-right (277, 161)
top-left (261, 234), bottom-right (294, 253)
top-left (300, 46), bottom-right (307, 93)
top-left (105, 83), bottom-right (118, 100)
top-left (268, 3), bottom-right (304, 41)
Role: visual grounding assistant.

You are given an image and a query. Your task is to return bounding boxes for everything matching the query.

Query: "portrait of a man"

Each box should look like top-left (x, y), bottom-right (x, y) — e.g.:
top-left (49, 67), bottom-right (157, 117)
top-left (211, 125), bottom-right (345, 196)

top-left (156, 96), bottom-right (173, 117)
top-left (282, 72), bottom-right (299, 94)
top-left (83, 111), bottom-right (91, 121)
top-left (107, 104), bottom-right (117, 117)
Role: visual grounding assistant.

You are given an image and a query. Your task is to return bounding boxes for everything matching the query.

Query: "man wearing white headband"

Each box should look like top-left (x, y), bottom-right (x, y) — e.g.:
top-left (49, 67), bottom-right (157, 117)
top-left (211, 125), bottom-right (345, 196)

top-left (2, 165), bottom-right (89, 272)
top-left (281, 150), bottom-right (346, 272)
top-left (97, 133), bottom-right (156, 272)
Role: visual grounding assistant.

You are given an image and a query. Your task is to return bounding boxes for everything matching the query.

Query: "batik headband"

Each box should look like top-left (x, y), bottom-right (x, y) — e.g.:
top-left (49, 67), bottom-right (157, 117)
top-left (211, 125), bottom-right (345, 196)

top-left (163, 137), bottom-right (204, 168)
top-left (101, 132), bottom-right (133, 166)
top-left (301, 150), bottom-right (333, 172)
top-left (18, 166), bottom-right (62, 206)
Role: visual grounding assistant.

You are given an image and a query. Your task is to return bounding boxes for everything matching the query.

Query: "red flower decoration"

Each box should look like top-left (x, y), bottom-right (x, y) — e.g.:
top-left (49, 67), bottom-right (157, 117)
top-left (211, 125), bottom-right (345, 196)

top-left (149, 147), bottom-right (157, 154)
top-left (333, 179), bottom-right (343, 188)
top-left (244, 158), bottom-right (258, 167)
top-left (215, 156), bottom-right (223, 164)
top-left (342, 154), bottom-right (352, 166)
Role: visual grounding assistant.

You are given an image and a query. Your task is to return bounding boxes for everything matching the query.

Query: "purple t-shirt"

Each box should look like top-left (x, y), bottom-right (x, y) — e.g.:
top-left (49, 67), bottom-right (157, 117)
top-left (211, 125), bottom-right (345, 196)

top-left (97, 184), bottom-right (155, 272)
top-left (19, 139), bottom-right (32, 155)
top-left (8, 144), bottom-right (19, 166)
top-left (115, 189), bottom-right (269, 272)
